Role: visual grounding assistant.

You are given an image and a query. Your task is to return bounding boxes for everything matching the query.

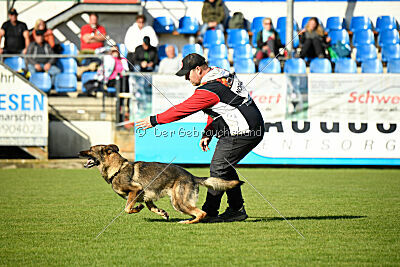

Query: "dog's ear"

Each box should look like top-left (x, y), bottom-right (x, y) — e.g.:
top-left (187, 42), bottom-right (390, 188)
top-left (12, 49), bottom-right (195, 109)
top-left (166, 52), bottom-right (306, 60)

top-left (106, 144), bottom-right (119, 154)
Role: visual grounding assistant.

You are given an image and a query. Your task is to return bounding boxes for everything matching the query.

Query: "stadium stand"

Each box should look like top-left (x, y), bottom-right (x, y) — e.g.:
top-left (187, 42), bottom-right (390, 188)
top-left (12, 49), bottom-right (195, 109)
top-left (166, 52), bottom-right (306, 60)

top-left (29, 72), bottom-right (52, 93)
top-left (334, 58), bottom-right (358, 73)
top-left (60, 43), bottom-right (78, 56)
top-left (284, 58), bottom-right (306, 74)
top-left (233, 44), bottom-right (253, 60)
top-left (158, 44), bottom-right (178, 61)
top-left (376, 15), bottom-right (397, 32)
top-left (54, 73), bottom-right (78, 93)
top-left (326, 16), bottom-right (346, 32)
top-left (177, 16), bottom-right (199, 34)
top-left (356, 44), bottom-right (378, 62)
top-left (378, 29), bottom-right (400, 47)
top-left (227, 29), bottom-right (250, 48)
top-left (182, 44), bottom-right (203, 57)
top-left (153, 16), bottom-right (175, 34)
top-left (208, 44), bottom-right (228, 60)
top-left (81, 71), bottom-right (97, 93)
top-left (382, 43), bottom-right (400, 62)
top-left (203, 29), bottom-right (225, 48)
top-left (310, 58), bottom-right (332, 73)
top-left (57, 58), bottom-right (78, 74)
top-left (234, 58), bottom-right (256, 73)
top-left (258, 58), bottom-right (281, 73)
top-left (350, 16), bottom-right (373, 32)
top-left (208, 58), bottom-right (230, 70)
top-left (387, 59), bottom-right (400, 73)
top-left (361, 59), bottom-right (383, 73)
top-left (352, 29), bottom-right (375, 47)
top-left (328, 29), bottom-right (350, 45)
top-left (4, 57), bottom-right (26, 72)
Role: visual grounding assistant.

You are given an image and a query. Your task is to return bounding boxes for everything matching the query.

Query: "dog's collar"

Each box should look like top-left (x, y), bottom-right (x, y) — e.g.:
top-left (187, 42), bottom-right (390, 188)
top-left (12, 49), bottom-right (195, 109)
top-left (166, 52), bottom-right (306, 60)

top-left (108, 160), bottom-right (129, 184)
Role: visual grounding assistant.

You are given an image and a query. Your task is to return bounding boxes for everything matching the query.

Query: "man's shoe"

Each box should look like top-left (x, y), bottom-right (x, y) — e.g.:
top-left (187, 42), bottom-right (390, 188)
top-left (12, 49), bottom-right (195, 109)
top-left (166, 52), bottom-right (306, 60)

top-left (218, 206), bottom-right (248, 222)
top-left (200, 215), bottom-right (224, 223)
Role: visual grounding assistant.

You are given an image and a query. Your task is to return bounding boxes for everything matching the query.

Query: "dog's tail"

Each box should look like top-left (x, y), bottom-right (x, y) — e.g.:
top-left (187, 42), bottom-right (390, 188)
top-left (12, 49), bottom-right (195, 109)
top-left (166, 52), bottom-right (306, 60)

top-left (194, 177), bottom-right (244, 191)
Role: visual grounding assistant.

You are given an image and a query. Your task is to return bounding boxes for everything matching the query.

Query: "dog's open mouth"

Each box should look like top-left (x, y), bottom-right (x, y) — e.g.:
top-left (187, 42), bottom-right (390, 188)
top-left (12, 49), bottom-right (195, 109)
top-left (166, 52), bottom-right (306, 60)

top-left (84, 157), bottom-right (99, 168)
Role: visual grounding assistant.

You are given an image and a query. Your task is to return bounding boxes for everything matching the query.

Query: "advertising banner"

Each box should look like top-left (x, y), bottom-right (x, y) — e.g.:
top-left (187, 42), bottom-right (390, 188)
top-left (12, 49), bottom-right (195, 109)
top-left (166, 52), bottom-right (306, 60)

top-left (0, 64), bottom-right (48, 146)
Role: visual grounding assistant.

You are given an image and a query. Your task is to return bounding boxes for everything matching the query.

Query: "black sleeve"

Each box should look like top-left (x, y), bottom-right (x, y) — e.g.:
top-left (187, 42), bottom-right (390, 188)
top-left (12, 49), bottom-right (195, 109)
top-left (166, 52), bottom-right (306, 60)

top-left (47, 44), bottom-right (56, 65)
top-left (1, 22), bottom-right (8, 31)
top-left (21, 22), bottom-right (28, 31)
top-left (133, 46), bottom-right (141, 65)
top-left (152, 47), bottom-right (159, 65)
top-left (256, 31), bottom-right (263, 49)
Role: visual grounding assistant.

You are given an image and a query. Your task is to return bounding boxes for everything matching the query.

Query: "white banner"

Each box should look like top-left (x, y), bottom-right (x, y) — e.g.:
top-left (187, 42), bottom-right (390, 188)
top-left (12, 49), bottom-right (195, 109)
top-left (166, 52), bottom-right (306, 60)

top-left (0, 64), bottom-right (48, 146)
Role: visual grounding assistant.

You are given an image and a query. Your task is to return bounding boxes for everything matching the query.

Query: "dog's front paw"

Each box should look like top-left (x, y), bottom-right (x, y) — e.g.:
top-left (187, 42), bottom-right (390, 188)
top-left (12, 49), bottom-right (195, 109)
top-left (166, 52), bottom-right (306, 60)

top-left (161, 211), bottom-right (169, 220)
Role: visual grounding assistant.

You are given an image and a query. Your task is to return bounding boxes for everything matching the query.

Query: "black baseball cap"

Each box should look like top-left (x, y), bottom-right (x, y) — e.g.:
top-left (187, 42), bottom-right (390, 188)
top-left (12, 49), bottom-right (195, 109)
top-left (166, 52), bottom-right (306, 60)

top-left (176, 53), bottom-right (207, 76)
top-left (8, 8), bottom-right (18, 15)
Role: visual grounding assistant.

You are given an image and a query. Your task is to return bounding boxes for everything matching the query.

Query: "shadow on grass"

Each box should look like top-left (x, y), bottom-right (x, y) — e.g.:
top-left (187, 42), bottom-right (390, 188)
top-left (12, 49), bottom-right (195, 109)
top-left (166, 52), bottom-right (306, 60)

top-left (247, 215), bottom-right (367, 222)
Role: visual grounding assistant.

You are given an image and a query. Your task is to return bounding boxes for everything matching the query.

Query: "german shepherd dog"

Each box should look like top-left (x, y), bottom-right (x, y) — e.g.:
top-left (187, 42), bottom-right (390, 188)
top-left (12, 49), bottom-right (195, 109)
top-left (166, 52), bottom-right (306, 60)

top-left (79, 144), bottom-right (243, 224)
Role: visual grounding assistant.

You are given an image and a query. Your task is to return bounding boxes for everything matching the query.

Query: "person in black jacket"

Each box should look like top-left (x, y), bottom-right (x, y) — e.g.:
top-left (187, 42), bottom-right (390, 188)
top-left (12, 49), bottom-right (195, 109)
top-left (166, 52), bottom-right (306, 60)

top-left (299, 17), bottom-right (331, 59)
top-left (0, 8), bottom-right (30, 55)
top-left (255, 18), bottom-right (281, 64)
top-left (133, 36), bottom-right (158, 72)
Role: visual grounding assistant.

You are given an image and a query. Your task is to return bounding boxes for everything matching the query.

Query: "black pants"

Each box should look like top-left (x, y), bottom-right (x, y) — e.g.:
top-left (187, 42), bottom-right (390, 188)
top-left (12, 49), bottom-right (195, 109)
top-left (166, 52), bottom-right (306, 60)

top-left (202, 134), bottom-right (264, 217)
top-left (300, 38), bottom-right (324, 58)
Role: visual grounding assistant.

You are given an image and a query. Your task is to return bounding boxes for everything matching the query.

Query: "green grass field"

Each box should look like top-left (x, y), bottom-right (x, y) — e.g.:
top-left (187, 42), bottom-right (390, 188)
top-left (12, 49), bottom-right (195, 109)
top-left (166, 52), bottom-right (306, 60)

top-left (1, 167), bottom-right (399, 266)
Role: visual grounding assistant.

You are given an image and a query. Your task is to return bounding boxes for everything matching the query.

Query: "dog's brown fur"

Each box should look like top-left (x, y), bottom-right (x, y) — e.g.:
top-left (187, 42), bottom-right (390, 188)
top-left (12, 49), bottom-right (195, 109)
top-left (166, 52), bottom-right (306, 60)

top-left (79, 144), bottom-right (243, 224)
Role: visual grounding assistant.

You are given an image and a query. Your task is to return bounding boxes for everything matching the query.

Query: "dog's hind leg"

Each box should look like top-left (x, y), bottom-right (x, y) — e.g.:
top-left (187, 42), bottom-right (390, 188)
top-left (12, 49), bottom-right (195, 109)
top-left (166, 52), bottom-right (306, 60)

top-left (125, 189), bottom-right (145, 214)
top-left (145, 201), bottom-right (169, 220)
top-left (172, 183), bottom-right (206, 224)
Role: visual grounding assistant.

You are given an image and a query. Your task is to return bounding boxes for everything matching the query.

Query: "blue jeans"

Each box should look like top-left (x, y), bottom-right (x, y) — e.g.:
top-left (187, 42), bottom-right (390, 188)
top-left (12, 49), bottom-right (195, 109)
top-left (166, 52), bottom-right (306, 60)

top-left (199, 23), bottom-right (225, 39)
top-left (28, 64), bottom-right (61, 84)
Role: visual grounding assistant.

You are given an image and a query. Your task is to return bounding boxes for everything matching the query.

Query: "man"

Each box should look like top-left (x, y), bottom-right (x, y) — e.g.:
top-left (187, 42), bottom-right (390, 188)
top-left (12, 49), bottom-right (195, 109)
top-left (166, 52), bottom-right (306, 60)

top-left (136, 53), bottom-right (265, 223)
top-left (133, 36), bottom-right (158, 72)
top-left (158, 45), bottom-right (181, 74)
top-left (26, 30), bottom-right (60, 84)
top-left (0, 8), bottom-right (30, 54)
top-left (80, 12), bottom-right (106, 52)
top-left (199, 0), bottom-right (225, 40)
top-left (124, 15), bottom-right (158, 56)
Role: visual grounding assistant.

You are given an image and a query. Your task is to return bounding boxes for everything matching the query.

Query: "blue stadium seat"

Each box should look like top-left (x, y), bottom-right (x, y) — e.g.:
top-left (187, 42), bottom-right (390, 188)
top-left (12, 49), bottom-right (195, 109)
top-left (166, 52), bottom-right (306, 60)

top-left (387, 59), bottom-right (400, 73)
top-left (182, 44), bottom-right (203, 57)
top-left (178, 16), bottom-right (199, 34)
top-left (4, 56), bottom-right (26, 71)
top-left (361, 59), bottom-right (383, 73)
top-left (328, 29), bottom-right (350, 45)
top-left (350, 16), bottom-right (372, 32)
top-left (309, 58), bottom-right (332, 73)
top-left (251, 16), bottom-right (266, 35)
top-left (258, 58), bottom-right (281, 73)
top-left (276, 17), bottom-right (299, 33)
top-left (29, 72), bottom-right (52, 92)
top-left (203, 30), bottom-right (225, 48)
top-left (378, 29), bottom-right (400, 47)
top-left (334, 58), bottom-right (357, 73)
top-left (208, 58), bottom-right (230, 70)
top-left (233, 44), bottom-right (253, 60)
top-left (60, 43), bottom-right (78, 56)
top-left (55, 73), bottom-right (77, 93)
top-left (153, 16), bottom-right (175, 33)
top-left (227, 29), bottom-right (249, 48)
top-left (301, 17), bottom-right (324, 29)
top-left (382, 44), bottom-right (400, 62)
top-left (376, 16), bottom-right (397, 32)
top-left (107, 86), bottom-right (116, 94)
top-left (158, 44), bottom-right (178, 61)
top-left (81, 71), bottom-right (97, 93)
top-left (326, 16), bottom-right (346, 32)
top-left (208, 44), bottom-right (228, 60)
top-left (352, 29), bottom-right (375, 47)
top-left (356, 44), bottom-right (377, 62)
top-left (117, 43), bottom-right (128, 58)
top-left (57, 58), bottom-right (78, 73)
top-left (234, 58), bottom-right (256, 73)
top-left (284, 58), bottom-right (306, 74)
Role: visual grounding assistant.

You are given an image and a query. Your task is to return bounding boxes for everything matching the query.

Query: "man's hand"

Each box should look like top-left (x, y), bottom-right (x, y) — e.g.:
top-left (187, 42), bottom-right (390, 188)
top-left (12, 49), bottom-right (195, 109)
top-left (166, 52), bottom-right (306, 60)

top-left (22, 48), bottom-right (27, 54)
top-left (199, 137), bottom-right (211, 152)
top-left (44, 63), bottom-right (51, 72)
top-left (0, 48), bottom-right (3, 54)
top-left (141, 61), bottom-right (147, 68)
top-left (35, 64), bottom-right (42, 71)
top-left (136, 117), bottom-right (153, 130)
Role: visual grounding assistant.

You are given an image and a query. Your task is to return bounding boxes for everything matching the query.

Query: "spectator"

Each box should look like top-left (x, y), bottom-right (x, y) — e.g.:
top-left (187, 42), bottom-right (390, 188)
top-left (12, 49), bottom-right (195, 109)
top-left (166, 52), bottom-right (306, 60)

top-left (299, 17), bottom-right (330, 59)
top-left (0, 8), bottom-right (30, 54)
top-left (26, 30), bottom-right (60, 84)
top-left (80, 12), bottom-right (106, 52)
top-left (158, 45), bottom-right (181, 74)
top-left (124, 15), bottom-right (159, 64)
top-left (199, 0), bottom-right (225, 41)
top-left (133, 36), bottom-right (158, 72)
top-left (31, 19), bottom-right (55, 48)
top-left (255, 17), bottom-right (282, 64)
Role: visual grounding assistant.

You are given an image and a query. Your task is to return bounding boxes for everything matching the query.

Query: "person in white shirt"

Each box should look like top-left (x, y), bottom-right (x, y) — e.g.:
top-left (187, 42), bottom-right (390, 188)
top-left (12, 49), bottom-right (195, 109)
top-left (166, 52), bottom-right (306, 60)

top-left (124, 15), bottom-right (159, 69)
top-left (158, 45), bottom-right (181, 74)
